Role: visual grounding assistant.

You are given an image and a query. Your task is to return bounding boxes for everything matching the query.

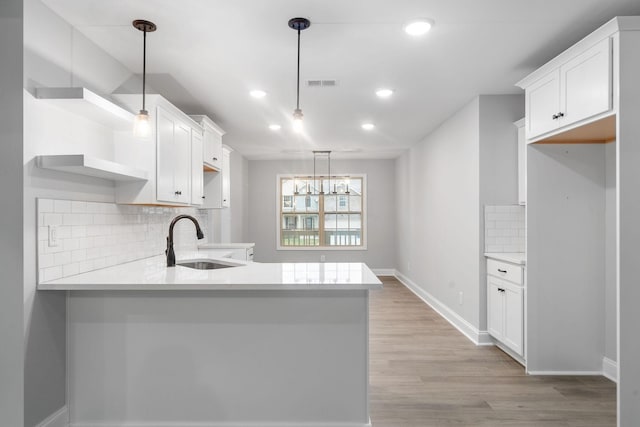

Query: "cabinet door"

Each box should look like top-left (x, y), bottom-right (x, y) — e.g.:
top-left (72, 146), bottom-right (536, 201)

top-left (156, 107), bottom-right (176, 203)
top-left (173, 123), bottom-right (192, 204)
top-left (561, 37), bottom-right (612, 127)
top-left (221, 148), bottom-right (231, 207)
top-left (203, 127), bottom-right (223, 170)
top-left (526, 69), bottom-right (560, 139)
top-left (191, 130), bottom-right (204, 206)
top-left (487, 278), bottom-right (505, 340)
top-left (503, 284), bottom-right (524, 356)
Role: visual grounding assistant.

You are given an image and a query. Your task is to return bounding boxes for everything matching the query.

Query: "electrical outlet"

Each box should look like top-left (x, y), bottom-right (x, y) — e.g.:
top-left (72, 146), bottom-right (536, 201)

top-left (320, 255), bottom-right (326, 262)
top-left (458, 291), bottom-right (463, 305)
top-left (48, 225), bottom-right (59, 247)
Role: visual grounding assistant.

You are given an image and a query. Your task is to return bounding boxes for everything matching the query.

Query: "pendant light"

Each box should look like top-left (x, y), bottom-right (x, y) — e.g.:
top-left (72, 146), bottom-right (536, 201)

top-left (313, 150), bottom-right (331, 195)
top-left (132, 19), bottom-right (157, 138)
top-left (288, 17), bottom-right (311, 133)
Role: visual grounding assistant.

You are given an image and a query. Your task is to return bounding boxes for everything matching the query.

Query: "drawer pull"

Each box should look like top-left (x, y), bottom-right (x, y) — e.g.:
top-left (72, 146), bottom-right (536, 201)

top-left (498, 288), bottom-right (505, 293)
top-left (497, 269), bottom-right (507, 273)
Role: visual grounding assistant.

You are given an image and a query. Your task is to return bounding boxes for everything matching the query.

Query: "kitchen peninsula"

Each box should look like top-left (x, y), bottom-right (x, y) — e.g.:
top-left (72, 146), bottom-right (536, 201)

top-left (39, 254), bottom-right (381, 427)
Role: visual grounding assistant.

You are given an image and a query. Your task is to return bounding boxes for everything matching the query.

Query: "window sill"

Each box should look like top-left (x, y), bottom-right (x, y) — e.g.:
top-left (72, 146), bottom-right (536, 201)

top-left (277, 245), bottom-right (368, 251)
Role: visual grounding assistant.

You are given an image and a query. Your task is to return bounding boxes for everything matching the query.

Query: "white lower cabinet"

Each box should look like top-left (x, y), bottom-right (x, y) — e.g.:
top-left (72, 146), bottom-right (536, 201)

top-left (230, 246), bottom-right (253, 261)
top-left (487, 259), bottom-right (524, 357)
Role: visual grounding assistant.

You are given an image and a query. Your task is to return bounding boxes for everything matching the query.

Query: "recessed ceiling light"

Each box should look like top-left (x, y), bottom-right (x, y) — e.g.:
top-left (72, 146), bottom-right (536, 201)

top-left (376, 89), bottom-right (394, 98)
top-left (269, 124), bottom-right (281, 131)
top-left (361, 123), bottom-right (375, 131)
top-left (250, 90), bottom-right (267, 98)
top-left (404, 19), bottom-right (434, 36)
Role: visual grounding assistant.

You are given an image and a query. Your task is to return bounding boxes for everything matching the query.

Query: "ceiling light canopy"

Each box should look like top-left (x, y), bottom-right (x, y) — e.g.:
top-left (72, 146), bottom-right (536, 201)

top-left (404, 18), bottom-right (434, 36)
top-left (132, 19), bottom-right (157, 138)
top-left (288, 17), bottom-right (311, 133)
top-left (361, 123), bottom-right (375, 131)
top-left (376, 88), bottom-right (394, 98)
top-left (250, 90), bottom-right (267, 98)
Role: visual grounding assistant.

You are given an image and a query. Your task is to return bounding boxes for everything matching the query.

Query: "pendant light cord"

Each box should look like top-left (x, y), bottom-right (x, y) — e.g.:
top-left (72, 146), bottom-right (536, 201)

top-left (296, 29), bottom-right (301, 110)
top-left (142, 28), bottom-right (147, 111)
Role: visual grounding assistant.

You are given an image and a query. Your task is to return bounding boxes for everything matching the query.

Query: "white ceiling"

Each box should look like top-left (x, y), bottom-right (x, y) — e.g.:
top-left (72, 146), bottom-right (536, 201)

top-left (42, 0), bottom-right (640, 160)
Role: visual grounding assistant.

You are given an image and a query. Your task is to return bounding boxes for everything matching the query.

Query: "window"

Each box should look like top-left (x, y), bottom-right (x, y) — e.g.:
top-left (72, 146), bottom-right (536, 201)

top-left (278, 175), bottom-right (366, 249)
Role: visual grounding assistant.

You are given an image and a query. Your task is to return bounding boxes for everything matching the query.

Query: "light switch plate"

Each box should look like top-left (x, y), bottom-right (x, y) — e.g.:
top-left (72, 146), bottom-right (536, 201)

top-left (48, 225), bottom-right (59, 247)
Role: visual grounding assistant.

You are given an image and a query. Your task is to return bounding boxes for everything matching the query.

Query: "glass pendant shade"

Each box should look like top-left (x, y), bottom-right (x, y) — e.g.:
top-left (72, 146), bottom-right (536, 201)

top-left (133, 109), bottom-right (151, 138)
top-left (293, 108), bottom-right (304, 133)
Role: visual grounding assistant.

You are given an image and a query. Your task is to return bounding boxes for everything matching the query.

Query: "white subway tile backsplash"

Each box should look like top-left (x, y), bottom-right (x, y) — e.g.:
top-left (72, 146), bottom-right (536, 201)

top-left (484, 204), bottom-right (525, 253)
top-left (42, 266), bottom-right (63, 282)
top-left (44, 213), bottom-right (63, 226)
top-left (54, 200), bottom-right (72, 213)
top-left (37, 198), bottom-right (210, 282)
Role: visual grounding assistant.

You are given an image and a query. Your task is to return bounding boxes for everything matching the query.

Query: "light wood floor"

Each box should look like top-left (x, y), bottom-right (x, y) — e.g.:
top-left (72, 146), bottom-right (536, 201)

top-left (369, 276), bottom-right (616, 427)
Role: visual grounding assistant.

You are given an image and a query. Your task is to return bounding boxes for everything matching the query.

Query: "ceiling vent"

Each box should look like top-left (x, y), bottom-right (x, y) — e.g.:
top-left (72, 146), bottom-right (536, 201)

top-left (306, 79), bottom-right (338, 87)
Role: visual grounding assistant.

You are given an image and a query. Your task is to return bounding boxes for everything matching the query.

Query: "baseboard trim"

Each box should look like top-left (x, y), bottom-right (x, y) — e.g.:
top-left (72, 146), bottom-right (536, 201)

top-left (36, 406), bottom-right (68, 427)
top-left (371, 268), bottom-right (396, 276)
top-left (602, 357), bottom-right (618, 382)
top-left (476, 331), bottom-right (494, 346)
top-left (494, 340), bottom-right (526, 367)
top-left (394, 271), bottom-right (486, 346)
top-left (70, 422), bottom-right (371, 427)
top-left (527, 370), bottom-right (603, 376)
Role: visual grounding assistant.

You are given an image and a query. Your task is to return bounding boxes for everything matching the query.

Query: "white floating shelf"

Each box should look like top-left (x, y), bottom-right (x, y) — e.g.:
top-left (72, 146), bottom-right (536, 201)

top-left (35, 87), bottom-right (135, 130)
top-left (36, 155), bottom-right (148, 182)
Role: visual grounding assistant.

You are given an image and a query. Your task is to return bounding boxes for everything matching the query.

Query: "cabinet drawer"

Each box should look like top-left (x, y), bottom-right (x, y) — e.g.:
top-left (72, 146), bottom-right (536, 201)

top-left (487, 259), bottom-right (523, 285)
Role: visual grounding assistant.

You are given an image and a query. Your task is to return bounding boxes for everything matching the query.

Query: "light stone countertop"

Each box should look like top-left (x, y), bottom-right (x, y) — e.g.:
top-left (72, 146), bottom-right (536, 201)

top-left (484, 252), bottom-right (527, 265)
top-left (37, 250), bottom-right (382, 291)
top-left (198, 242), bottom-right (255, 249)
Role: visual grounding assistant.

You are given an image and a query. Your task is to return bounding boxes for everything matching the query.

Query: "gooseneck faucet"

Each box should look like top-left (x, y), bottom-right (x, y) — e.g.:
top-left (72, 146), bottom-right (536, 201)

top-left (166, 215), bottom-right (205, 267)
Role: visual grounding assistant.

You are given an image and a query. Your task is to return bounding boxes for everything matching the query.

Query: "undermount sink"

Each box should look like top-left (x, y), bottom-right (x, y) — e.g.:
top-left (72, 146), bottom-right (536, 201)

top-left (177, 260), bottom-right (241, 270)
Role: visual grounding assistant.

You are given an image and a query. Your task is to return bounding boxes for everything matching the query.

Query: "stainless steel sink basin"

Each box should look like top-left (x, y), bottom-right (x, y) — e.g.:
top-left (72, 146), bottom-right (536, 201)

top-left (177, 260), bottom-right (240, 270)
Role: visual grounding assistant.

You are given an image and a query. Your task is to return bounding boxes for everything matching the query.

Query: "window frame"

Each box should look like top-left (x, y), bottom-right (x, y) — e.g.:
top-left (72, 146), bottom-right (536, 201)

top-left (276, 173), bottom-right (367, 251)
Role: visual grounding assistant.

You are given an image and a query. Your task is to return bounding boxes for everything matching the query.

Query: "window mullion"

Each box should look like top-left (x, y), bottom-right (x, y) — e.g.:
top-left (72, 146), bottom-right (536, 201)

top-left (319, 194), bottom-right (325, 246)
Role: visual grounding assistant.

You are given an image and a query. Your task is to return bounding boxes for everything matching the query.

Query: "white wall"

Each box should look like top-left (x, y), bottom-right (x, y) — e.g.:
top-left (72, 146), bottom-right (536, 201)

top-left (396, 98), bottom-right (482, 329)
top-left (617, 28), bottom-right (640, 425)
top-left (23, 1), bottom-right (133, 425)
top-left (395, 95), bottom-right (522, 334)
top-left (247, 158), bottom-right (395, 269)
top-left (230, 151), bottom-right (250, 242)
top-left (0, 1), bottom-right (25, 426)
top-left (526, 143), bottom-right (605, 373)
top-left (605, 141), bottom-right (616, 362)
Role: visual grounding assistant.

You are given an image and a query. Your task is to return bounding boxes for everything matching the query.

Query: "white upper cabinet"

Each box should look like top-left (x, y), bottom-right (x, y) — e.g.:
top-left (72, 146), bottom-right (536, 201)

top-left (526, 70), bottom-right (560, 138)
top-left (156, 107), bottom-right (192, 204)
top-left (191, 129), bottom-right (204, 206)
top-left (561, 38), bottom-right (612, 127)
top-left (520, 36), bottom-right (613, 142)
top-left (191, 115), bottom-right (225, 171)
top-left (203, 145), bottom-right (232, 209)
top-left (113, 94), bottom-right (203, 206)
